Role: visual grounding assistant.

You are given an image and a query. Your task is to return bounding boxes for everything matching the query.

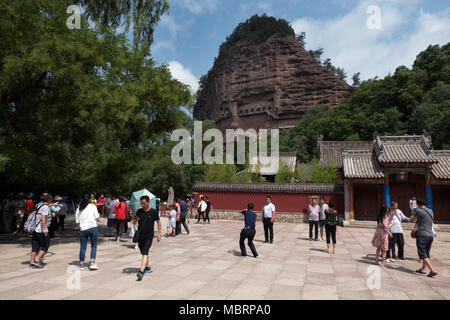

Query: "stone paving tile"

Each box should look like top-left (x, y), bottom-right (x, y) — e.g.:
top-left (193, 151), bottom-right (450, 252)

top-left (1, 217), bottom-right (450, 300)
top-left (302, 284), bottom-right (338, 300)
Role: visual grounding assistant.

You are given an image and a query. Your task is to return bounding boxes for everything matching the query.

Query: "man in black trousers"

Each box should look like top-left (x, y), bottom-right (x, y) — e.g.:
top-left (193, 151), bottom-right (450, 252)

top-left (240, 203), bottom-right (258, 258)
top-left (262, 196), bottom-right (276, 243)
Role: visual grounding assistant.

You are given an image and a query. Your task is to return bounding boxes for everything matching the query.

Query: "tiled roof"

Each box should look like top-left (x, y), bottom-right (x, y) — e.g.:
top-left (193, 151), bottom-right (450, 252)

top-left (318, 141), bottom-right (373, 168)
top-left (343, 150), bottom-right (384, 179)
top-left (375, 136), bottom-right (437, 164)
top-left (193, 182), bottom-right (344, 194)
top-left (432, 150), bottom-right (450, 179)
top-left (249, 152), bottom-right (297, 175)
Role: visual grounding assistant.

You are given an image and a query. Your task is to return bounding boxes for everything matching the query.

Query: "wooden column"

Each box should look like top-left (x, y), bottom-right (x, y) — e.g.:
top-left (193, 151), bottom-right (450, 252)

top-left (349, 182), bottom-right (354, 220)
top-left (425, 171), bottom-right (433, 210)
top-left (344, 179), bottom-right (350, 221)
top-left (384, 175), bottom-right (390, 206)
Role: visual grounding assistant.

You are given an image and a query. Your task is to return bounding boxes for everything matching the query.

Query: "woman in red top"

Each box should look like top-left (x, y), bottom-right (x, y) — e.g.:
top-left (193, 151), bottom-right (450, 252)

top-left (113, 196), bottom-right (129, 242)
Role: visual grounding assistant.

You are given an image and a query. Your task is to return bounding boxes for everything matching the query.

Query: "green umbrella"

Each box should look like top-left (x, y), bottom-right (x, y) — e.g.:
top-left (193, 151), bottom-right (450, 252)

top-left (129, 189), bottom-right (156, 213)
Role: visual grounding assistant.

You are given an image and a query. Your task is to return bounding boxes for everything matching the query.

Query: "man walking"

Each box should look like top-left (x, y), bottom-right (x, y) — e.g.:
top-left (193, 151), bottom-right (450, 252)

top-left (308, 197), bottom-right (320, 241)
top-left (411, 199), bottom-right (438, 277)
top-left (179, 198), bottom-right (190, 234)
top-left (135, 196), bottom-right (161, 281)
top-left (240, 203), bottom-right (258, 258)
top-left (197, 196), bottom-right (207, 223)
top-left (204, 197), bottom-right (212, 224)
top-left (262, 196), bottom-right (275, 243)
top-left (30, 194), bottom-right (52, 268)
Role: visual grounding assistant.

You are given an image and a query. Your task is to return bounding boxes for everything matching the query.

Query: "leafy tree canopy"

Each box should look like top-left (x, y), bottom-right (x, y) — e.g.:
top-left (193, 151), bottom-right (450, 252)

top-left (0, 0), bottom-right (192, 197)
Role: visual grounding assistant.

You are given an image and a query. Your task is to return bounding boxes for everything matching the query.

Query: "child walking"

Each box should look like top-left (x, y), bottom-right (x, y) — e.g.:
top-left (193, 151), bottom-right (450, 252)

top-left (166, 204), bottom-right (176, 237)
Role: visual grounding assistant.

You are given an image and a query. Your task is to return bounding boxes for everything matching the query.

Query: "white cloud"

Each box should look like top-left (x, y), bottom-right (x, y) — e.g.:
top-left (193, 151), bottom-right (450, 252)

top-left (257, 1), bottom-right (273, 15)
top-left (291, 0), bottom-right (450, 82)
top-left (152, 14), bottom-right (180, 53)
top-left (168, 61), bottom-right (200, 92)
top-left (159, 15), bottom-right (179, 38)
top-left (176, 0), bottom-right (219, 15)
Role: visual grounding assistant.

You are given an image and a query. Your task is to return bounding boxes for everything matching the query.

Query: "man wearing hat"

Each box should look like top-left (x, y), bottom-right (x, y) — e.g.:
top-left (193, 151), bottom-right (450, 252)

top-left (54, 195), bottom-right (68, 233)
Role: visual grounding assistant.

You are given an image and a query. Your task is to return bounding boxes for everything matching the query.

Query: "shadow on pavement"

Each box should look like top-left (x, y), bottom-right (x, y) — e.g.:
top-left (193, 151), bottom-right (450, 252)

top-left (122, 267), bottom-right (140, 274)
top-left (227, 249), bottom-right (243, 257)
top-left (310, 248), bottom-right (328, 253)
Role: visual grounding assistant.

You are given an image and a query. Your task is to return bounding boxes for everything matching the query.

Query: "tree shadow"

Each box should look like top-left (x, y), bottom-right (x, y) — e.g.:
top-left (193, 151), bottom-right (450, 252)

top-left (122, 267), bottom-right (140, 274)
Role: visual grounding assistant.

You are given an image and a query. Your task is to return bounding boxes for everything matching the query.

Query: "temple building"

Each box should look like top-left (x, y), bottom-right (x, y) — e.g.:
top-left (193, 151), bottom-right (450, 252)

top-left (318, 135), bottom-right (450, 222)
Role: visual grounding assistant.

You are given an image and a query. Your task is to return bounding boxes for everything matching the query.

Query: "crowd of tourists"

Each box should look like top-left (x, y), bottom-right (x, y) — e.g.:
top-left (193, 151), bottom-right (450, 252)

top-left (371, 197), bottom-right (438, 278)
top-left (0, 192), bottom-right (72, 236)
top-left (1, 189), bottom-right (440, 281)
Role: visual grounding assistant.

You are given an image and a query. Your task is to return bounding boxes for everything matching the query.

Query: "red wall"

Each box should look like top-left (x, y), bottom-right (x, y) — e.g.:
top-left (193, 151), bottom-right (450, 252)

top-left (195, 191), bottom-right (344, 215)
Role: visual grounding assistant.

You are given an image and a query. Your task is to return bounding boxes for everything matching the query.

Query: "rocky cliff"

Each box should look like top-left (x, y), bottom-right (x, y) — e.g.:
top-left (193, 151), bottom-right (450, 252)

top-left (194, 35), bottom-right (353, 132)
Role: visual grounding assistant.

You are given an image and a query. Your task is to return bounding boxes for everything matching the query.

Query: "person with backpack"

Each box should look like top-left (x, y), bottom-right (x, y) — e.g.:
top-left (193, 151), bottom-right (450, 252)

top-left (113, 196), bottom-right (129, 242)
top-left (204, 197), bottom-right (212, 224)
top-left (76, 194), bottom-right (100, 270)
top-left (411, 199), bottom-right (438, 278)
top-left (324, 202), bottom-right (338, 254)
top-left (29, 194), bottom-right (53, 268)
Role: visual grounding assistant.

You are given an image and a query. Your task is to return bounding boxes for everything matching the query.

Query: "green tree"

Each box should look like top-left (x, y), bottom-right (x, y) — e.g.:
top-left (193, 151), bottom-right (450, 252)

top-left (0, 0), bottom-right (192, 196)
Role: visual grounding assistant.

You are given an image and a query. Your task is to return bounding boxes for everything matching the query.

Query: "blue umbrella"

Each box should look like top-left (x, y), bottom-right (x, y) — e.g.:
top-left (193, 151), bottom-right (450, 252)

top-left (129, 189), bottom-right (156, 213)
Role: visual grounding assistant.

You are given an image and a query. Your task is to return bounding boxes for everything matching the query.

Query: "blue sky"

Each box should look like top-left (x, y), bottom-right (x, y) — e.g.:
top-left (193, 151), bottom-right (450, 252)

top-left (151, 0), bottom-right (450, 92)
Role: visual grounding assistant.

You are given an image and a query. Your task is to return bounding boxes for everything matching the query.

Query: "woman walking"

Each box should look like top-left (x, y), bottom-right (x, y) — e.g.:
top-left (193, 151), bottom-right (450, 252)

top-left (324, 202), bottom-right (338, 254)
top-left (75, 194), bottom-right (100, 270)
top-left (113, 196), bottom-right (129, 242)
top-left (371, 205), bottom-right (394, 266)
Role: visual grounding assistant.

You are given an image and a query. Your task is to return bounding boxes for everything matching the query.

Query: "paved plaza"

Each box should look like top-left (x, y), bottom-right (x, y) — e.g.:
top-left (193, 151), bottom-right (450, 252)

top-left (0, 216), bottom-right (450, 300)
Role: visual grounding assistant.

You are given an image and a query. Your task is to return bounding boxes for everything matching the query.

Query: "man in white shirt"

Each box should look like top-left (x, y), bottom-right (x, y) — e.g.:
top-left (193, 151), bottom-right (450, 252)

top-left (197, 196), bottom-right (207, 223)
top-left (319, 196), bottom-right (329, 241)
top-left (261, 196), bottom-right (276, 243)
top-left (387, 201), bottom-right (412, 262)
